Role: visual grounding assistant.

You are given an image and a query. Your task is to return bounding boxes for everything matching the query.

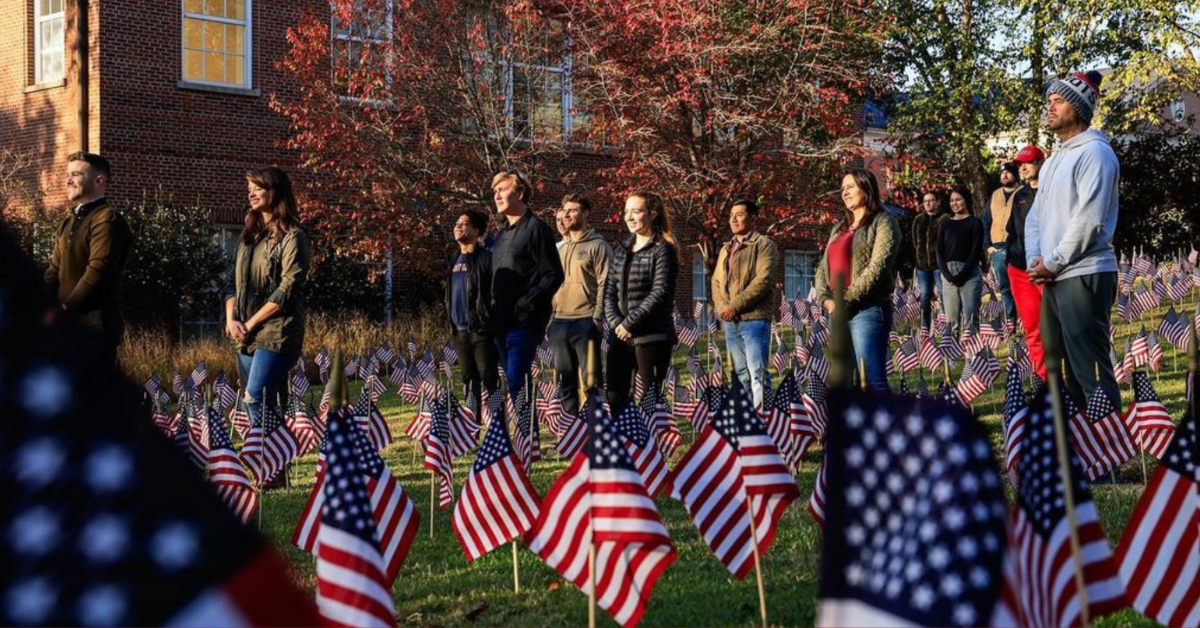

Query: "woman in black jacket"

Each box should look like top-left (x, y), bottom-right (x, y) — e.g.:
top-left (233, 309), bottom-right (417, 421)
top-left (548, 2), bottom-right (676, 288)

top-left (936, 185), bottom-right (985, 337)
top-left (446, 210), bottom-right (498, 415)
top-left (604, 191), bottom-right (680, 414)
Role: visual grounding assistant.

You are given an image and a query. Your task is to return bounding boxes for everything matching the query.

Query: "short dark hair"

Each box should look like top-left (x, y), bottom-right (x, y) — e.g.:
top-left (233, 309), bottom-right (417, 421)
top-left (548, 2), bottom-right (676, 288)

top-left (68, 151), bottom-right (111, 178)
top-left (561, 193), bottom-right (591, 212)
top-left (458, 209), bottom-right (488, 234)
top-left (730, 199), bottom-right (759, 216)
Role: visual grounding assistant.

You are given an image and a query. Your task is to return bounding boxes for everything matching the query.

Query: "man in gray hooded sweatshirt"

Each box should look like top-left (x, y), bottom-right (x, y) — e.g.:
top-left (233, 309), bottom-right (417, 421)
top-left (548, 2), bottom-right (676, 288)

top-left (550, 193), bottom-right (613, 416)
top-left (1026, 70), bottom-right (1121, 406)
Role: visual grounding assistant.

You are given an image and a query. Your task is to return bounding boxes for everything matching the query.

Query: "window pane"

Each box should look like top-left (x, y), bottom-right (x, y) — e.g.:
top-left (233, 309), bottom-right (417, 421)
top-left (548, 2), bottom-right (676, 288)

top-left (203, 21), bottom-right (224, 51)
top-left (183, 0), bottom-right (203, 13)
top-left (204, 51), bottom-right (225, 82)
top-left (226, 24), bottom-right (244, 54)
top-left (226, 54), bottom-right (244, 85)
top-left (183, 49), bottom-right (204, 80)
top-left (204, 0), bottom-right (225, 18)
top-left (183, 18), bottom-right (203, 49)
top-left (227, 0), bottom-right (245, 20)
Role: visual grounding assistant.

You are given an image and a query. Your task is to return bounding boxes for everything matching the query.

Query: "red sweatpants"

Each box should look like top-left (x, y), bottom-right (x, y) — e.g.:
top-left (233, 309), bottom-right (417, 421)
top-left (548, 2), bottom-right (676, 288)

top-left (1007, 265), bottom-right (1047, 380)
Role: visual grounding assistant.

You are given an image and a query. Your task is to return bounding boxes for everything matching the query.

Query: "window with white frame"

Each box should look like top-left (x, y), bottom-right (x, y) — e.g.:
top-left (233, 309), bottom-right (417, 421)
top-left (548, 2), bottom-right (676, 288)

top-left (691, 253), bottom-right (712, 327)
top-left (1172, 98), bottom-right (1186, 123)
top-left (34, 0), bottom-right (65, 84)
top-left (783, 250), bottom-right (817, 300)
top-left (182, 0), bottom-right (251, 87)
top-left (331, 0), bottom-right (393, 95)
top-left (180, 224), bottom-right (241, 339)
top-left (507, 19), bottom-right (576, 142)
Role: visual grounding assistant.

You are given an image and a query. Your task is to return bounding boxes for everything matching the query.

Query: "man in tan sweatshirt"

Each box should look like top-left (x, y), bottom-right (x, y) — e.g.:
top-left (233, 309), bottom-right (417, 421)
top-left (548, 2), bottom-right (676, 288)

top-left (549, 194), bottom-right (613, 416)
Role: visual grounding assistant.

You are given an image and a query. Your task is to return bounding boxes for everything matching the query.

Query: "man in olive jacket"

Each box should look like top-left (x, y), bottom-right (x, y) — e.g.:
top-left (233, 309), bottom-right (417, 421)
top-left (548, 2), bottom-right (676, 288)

top-left (550, 194), bottom-right (612, 416)
top-left (44, 152), bottom-right (132, 364)
top-left (711, 200), bottom-right (779, 408)
top-left (911, 191), bottom-right (946, 330)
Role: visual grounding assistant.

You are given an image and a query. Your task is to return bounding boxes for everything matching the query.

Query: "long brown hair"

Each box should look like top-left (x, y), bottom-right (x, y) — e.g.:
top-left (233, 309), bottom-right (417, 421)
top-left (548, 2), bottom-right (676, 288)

top-left (243, 167), bottom-right (301, 245)
top-left (628, 191), bottom-right (680, 261)
top-left (839, 168), bottom-right (885, 231)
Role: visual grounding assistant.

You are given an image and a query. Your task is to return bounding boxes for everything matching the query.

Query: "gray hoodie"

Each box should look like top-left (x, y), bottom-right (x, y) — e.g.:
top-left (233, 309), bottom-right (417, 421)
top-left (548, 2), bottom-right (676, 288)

top-left (1024, 128), bottom-right (1120, 281)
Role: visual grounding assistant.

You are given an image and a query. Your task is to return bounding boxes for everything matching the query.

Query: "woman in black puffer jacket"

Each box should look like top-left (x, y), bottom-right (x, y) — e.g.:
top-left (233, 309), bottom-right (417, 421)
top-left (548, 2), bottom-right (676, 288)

top-left (604, 191), bottom-right (680, 414)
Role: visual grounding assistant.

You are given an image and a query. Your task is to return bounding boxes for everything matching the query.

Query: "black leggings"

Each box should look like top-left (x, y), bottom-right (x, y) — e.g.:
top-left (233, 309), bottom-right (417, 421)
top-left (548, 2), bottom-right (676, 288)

top-left (605, 339), bottom-right (672, 414)
top-left (453, 330), bottom-right (499, 416)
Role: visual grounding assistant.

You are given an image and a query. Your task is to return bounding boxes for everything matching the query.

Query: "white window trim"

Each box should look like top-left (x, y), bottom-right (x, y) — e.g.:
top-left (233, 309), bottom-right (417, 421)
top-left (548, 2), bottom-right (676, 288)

top-left (783, 249), bottom-right (818, 300)
top-left (505, 52), bottom-right (575, 143)
top-left (34, 0), bottom-right (65, 85)
top-left (180, 0), bottom-right (253, 89)
top-left (332, 0), bottom-right (395, 105)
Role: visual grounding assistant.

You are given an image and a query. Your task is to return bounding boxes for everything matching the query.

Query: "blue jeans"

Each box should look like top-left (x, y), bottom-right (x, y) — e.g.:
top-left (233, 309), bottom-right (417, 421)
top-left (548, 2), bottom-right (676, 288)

top-left (849, 305), bottom-right (891, 391)
top-left (496, 323), bottom-right (542, 399)
top-left (236, 348), bottom-right (292, 426)
top-left (914, 269), bottom-right (941, 330)
top-left (941, 264), bottom-right (983, 337)
top-left (989, 249), bottom-right (1017, 321)
top-left (723, 319), bottom-right (772, 407)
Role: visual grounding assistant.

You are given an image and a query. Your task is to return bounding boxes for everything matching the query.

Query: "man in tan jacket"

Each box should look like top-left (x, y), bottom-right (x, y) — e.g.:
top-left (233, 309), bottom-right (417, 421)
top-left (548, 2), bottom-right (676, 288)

top-left (549, 193), bottom-right (613, 416)
top-left (711, 199), bottom-right (779, 407)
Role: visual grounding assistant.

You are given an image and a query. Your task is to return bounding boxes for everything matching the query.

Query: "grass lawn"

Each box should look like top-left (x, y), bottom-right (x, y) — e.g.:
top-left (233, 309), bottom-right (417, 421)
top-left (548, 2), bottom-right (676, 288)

top-left (252, 302), bottom-right (1193, 627)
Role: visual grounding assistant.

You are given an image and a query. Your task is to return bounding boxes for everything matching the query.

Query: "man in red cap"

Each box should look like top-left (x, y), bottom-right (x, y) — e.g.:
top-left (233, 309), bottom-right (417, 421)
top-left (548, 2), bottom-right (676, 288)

top-left (1004, 144), bottom-right (1046, 378)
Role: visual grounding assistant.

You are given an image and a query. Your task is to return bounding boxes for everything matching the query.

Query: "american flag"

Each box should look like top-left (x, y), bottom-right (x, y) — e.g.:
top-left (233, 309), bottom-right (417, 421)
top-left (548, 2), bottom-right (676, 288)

top-left (1131, 327), bottom-right (1151, 366)
top-left (452, 413), bottom-right (542, 562)
top-left (809, 451), bottom-right (828, 526)
top-left (0, 232), bottom-right (320, 626)
top-left (343, 356), bottom-right (360, 380)
top-left (416, 350), bottom-right (436, 381)
top-left (214, 373), bottom-right (238, 412)
top-left (1147, 331), bottom-right (1164, 372)
top-left (807, 343), bottom-right (829, 385)
top-left (1115, 393), bottom-right (1198, 627)
top-left (676, 319), bottom-right (701, 348)
top-left (1159, 305), bottom-right (1190, 350)
top-left (992, 389), bottom-right (1126, 627)
top-left (1117, 290), bottom-right (1131, 322)
top-left (188, 362), bottom-right (209, 391)
top-left (955, 349), bottom-right (999, 404)
top-left (407, 335), bottom-right (417, 359)
top-left (512, 388), bottom-right (540, 470)
top-left (1124, 371), bottom-right (1177, 459)
top-left (524, 391), bottom-right (677, 628)
top-left (919, 333), bottom-right (943, 372)
top-left (693, 299), bottom-right (705, 321)
top-left (1000, 360), bottom-right (1028, 486)
top-left (364, 374), bottom-right (387, 403)
top-left (639, 384), bottom-right (681, 457)
top-left (1073, 388), bottom-right (1137, 481)
top-left (690, 381), bottom-right (728, 432)
top-left (315, 407), bottom-right (398, 628)
top-left (555, 408), bottom-right (588, 459)
top-left (353, 386), bottom-right (394, 452)
top-left (173, 371), bottom-right (185, 397)
top-left (242, 404), bottom-right (299, 486)
top-left (1131, 284), bottom-right (1160, 320)
top-left (396, 368), bottom-right (420, 403)
top-left (144, 372), bottom-right (169, 405)
top-left (287, 395), bottom-right (324, 457)
top-left (424, 397), bottom-right (455, 509)
top-left (979, 316), bottom-right (1004, 349)
top-left (669, 381), bottom-right (799, 579)
top-left (290, 361), bottom-right (310, 398)
top-left (939, 327), bottom-right (963, 363)
top-left (294, 413), bottom-right (420, 586)
top-left (802, 371), bottom-right (829, 438)
top-left (779, 290), bottom-right (795, 327)
top-left (1114, 339), bottom-right (1131, 385)
top-left (895, 335), bottom-right (920, 373)
top-left (229, 396), bottom-right (250, 440)
top-left (445, 389), bottom-right (481, 456)
top-left (672, 383), bottom-right (700, 425)
top-left (770, 339), bottom-right (790, 374)
top-left (613, 401), bottom-right (671, 499)
top-left (1133, 252), bottom-right (1155, 277)
top-left (765, 371), bottom-right (814, 469)
top-left (816, 390), bottom-right (1008, 627)
top-left (1166, 272), bottom-right (1193, 302)
top-left (179, 396), bottom-right (209, 469)
top-left (315, 348), bottom-right (331, 383)
top-left (206, 405), bottom-right (257, 524)
top-left (376, 342), bottom-right (397, 366)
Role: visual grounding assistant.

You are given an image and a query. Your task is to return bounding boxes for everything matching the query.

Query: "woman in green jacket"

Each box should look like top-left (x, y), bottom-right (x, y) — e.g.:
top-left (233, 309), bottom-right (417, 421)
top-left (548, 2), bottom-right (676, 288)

top-left (223, 167), bottom-right (311, 431)
top-left (813, 168), bottom-right (900, 390)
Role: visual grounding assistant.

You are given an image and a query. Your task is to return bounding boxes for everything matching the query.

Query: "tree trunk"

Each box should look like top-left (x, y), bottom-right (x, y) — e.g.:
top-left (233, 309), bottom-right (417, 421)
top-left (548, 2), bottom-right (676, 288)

top-left (1027, 1), bottom-right (1047, 145)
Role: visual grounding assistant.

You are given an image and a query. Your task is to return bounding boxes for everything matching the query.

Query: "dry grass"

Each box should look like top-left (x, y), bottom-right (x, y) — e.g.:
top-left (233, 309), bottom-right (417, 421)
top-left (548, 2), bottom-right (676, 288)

top-left (119, 304), bottom-right (450, 384)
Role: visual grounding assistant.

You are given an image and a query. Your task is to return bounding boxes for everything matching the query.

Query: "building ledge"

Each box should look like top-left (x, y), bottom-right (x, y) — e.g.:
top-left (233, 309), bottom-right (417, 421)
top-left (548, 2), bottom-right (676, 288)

top-left (177, 80), bottom-right (261, 97)
top-left (24, 79), bottom-right (66, 94)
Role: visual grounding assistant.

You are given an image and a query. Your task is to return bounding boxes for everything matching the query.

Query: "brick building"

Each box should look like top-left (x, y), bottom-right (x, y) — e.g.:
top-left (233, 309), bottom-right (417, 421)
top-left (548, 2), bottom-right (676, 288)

top-left (2, 0), bottom-right (842, 330)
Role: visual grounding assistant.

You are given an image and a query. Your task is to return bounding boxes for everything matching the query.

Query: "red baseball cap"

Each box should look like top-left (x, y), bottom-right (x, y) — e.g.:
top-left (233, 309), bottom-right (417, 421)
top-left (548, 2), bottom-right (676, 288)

top-left (1013, 145), bottom-right (1045, 163)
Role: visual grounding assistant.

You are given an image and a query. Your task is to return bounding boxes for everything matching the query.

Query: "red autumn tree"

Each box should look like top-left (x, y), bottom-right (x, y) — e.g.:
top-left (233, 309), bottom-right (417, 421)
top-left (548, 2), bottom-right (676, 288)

top-left (272, 0), bottom-right (576, 270)
top-left (558, 0), bottom-right (885, 267)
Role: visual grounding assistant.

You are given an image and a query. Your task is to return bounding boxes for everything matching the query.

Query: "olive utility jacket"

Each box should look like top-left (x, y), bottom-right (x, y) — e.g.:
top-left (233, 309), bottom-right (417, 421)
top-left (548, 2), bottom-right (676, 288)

top-left (224, 229), bottom-right (312, 358)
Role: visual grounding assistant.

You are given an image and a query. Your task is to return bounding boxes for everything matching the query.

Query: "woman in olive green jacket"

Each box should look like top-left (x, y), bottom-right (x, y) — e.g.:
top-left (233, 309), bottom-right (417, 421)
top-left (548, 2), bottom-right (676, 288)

top-left (223, 167), bottom-right (311, 435)
top-left (813, 168), bottom-right (900, 390)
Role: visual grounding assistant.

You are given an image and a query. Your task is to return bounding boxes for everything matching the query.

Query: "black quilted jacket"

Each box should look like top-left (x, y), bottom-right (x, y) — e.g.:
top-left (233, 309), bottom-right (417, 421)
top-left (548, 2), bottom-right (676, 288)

top-left (604, 234), bottom-right (679, 345)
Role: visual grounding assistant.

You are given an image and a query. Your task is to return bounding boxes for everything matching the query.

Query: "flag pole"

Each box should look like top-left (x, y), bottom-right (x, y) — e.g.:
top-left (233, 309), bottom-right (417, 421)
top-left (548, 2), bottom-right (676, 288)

top-left (512, 540), bottom-right (521, 593)
top-left (429, 469), bottom-right (436, 539)
top-left (745, 496), bottom-right (769, 628)
top-left (1046, 345), bottom-right (1093, 628)
top-left (585, 340), bottom-right (599, 628)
